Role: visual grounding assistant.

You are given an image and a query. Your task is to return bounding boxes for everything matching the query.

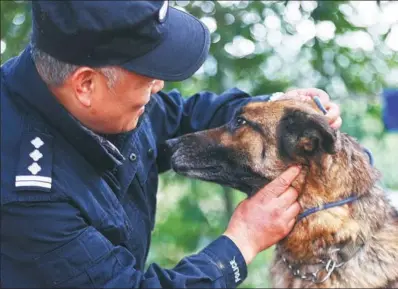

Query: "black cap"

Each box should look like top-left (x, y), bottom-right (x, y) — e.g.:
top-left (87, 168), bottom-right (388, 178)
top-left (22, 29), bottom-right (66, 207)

top-left (31, 1), bottom-right (210, 81)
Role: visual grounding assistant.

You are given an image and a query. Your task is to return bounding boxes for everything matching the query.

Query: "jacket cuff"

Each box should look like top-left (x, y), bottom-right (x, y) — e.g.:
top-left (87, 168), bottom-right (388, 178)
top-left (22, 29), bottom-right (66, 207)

top-left (201, 235), bottom-right (248, 288)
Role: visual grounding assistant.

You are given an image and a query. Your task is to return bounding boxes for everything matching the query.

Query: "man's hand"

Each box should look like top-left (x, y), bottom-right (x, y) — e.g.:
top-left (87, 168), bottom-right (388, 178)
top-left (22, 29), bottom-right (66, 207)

top-left (281, 88), bottom-right (342, 130)
top-left (223, 166), bottom-right (301, 265)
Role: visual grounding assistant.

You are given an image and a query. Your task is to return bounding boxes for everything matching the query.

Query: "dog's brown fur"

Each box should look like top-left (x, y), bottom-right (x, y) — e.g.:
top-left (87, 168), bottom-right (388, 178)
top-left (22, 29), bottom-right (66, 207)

top-left (166, 98), bottom-right (398, 288)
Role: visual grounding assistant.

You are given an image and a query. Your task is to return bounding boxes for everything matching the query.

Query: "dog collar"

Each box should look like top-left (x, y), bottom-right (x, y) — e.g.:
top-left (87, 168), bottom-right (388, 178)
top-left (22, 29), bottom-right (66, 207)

top-left (282, 237), bottom-right (365, 284)
top-left (297, 195), bottom-right (360, 222)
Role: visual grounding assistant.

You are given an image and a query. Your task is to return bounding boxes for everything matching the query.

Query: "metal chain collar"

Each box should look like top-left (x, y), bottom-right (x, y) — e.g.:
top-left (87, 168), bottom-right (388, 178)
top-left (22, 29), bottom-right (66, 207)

top-left (282, 248), bottom-right (346, 284)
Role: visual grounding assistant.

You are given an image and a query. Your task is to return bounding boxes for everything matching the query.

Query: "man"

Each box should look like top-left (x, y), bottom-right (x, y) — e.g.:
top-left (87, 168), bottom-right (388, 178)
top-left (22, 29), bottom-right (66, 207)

top-left (0, 1), bottom-right (342, 288)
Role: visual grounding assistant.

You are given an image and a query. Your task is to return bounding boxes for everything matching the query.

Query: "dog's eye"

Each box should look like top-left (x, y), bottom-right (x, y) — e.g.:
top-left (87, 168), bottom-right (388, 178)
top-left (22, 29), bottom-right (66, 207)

top-left (235, 116), bottom-right (247, 128)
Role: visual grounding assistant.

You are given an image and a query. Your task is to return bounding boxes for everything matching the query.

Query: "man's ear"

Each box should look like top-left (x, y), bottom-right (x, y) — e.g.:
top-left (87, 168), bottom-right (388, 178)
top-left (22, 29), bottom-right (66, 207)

top-left (70, 67), bottom-right (96, 107)
top-left (277, 109), bottom-right (337, 162)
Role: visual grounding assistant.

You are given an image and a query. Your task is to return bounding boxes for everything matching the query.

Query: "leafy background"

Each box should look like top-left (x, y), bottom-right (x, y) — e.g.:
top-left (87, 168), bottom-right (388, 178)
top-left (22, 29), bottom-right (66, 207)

top-left (2, 1), bottom-right (397, 287)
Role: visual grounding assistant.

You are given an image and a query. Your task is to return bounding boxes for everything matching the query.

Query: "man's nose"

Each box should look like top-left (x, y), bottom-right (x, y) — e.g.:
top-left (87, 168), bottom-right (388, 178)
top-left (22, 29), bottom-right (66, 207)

top-left (151, 80), bottom-right (164, 94)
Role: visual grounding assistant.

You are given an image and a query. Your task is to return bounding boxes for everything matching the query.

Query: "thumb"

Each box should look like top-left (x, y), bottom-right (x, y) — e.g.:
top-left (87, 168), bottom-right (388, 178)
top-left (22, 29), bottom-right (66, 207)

top-left (257, 166), bottom-right (301, 199)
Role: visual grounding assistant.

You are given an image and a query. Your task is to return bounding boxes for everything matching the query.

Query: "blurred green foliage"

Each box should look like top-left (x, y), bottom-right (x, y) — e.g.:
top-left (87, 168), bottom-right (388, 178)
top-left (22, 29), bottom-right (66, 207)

top-left (1, 1), bottom-right (397, 287)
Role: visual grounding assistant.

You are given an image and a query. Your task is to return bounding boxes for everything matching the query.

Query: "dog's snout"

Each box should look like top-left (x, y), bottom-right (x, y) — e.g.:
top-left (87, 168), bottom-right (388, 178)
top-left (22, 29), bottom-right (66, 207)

top-left (164, 137), bottom-right (184, 157)
top-left (165, 138), bottom-right (181, 150)
top-left (165, 133), bottom-right (219, 153)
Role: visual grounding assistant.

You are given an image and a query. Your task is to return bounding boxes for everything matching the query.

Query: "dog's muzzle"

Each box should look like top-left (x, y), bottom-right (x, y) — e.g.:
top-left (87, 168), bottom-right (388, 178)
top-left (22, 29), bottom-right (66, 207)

top-left (165, 137), bottom-right (181, 152)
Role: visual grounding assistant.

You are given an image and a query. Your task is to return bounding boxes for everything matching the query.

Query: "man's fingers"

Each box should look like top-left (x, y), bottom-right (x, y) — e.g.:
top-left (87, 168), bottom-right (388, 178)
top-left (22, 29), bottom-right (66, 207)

top-left (311, 93), bottom-right (341, 129)
top-left (330, 117), bottom-right (343, 130)
top-left (287, 219), bottom-right (296, 231)
top-left (283, 202), bottom-right (301, 222)
top-left (258, 166), bottom-right (301, 199)
top-left (277, 187), bottom-right (299, 208)
top-left (278, 88), bottom-right (341, 130)
top-left (303, 88), bottom-right (330, 102)
top-left (324, 102), bottom-right (340, 123)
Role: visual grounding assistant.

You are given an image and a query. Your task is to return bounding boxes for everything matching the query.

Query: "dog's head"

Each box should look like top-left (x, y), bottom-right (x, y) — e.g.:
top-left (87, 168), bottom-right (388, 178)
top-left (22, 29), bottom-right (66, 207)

top-left (166, 99), bottom-right (340, 196)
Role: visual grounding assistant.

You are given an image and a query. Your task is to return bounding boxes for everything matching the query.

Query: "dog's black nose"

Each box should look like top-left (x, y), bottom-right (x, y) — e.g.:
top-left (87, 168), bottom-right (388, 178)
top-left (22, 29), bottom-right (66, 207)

top-left (159, 138), bottom-right (181, 159)
top-left (165, 138), bottom-right (180, 150)
top-left (157, 138), bottom-right (182, 171)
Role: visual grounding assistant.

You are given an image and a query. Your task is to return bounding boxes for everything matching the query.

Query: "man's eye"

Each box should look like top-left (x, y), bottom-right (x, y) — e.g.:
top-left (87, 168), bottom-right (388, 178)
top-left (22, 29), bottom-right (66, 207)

top-left (235, 116), bottom-right (247, 128)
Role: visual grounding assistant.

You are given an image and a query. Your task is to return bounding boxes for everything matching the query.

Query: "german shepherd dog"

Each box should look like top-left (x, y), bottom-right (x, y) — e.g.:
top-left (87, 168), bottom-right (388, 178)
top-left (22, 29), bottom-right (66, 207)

top-left (165, 98), bottom-right (398, 288)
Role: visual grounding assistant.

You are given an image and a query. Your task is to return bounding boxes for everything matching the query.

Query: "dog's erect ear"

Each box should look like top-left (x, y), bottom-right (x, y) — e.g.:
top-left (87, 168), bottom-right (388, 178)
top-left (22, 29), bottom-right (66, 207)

top-left (277, 109), bottom-right (337, 161)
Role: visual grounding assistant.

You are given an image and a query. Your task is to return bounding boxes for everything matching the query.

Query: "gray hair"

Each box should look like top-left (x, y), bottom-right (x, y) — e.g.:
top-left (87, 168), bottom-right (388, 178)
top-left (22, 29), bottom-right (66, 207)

top-left (31, 45), bottom-right (119, 88)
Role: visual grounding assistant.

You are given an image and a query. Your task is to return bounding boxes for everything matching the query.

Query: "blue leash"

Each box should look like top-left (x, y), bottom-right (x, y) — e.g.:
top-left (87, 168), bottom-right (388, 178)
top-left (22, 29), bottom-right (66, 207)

top-left (363, 147), bottom-right (374, 166)
top-left (297, 97), bottom-right (373, 222)
top-left (297, 195), bottom-right (360, 222)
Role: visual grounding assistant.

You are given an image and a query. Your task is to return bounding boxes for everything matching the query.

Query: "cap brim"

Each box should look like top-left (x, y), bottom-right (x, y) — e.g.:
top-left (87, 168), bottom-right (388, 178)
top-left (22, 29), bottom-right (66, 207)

top-left (121, 7), bottom-right (210, 82)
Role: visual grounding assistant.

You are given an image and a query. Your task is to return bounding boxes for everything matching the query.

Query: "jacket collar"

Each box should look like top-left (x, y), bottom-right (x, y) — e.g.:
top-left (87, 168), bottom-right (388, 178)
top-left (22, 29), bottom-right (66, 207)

top-left (3, 45), bottom-right (126, 172)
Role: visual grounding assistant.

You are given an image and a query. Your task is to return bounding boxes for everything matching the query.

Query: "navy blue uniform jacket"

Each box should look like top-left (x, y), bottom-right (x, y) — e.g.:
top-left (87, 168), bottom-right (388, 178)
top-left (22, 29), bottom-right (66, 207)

top-left (1, 45), bottom-right (270, 288)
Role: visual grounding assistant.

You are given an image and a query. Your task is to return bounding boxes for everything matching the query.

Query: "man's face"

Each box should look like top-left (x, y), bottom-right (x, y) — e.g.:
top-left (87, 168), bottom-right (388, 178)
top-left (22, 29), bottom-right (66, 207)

top-left (61, 67), bottom-right (164, 134)
top-left (93, 69), bottom-right (164, 133)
